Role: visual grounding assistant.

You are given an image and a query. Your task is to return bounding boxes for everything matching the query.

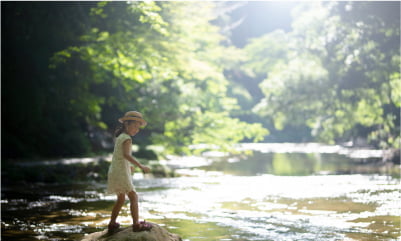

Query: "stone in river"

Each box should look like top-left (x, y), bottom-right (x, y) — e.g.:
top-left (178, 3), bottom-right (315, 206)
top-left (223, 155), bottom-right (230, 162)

top-left (81, 222), bottom-right (182, 241)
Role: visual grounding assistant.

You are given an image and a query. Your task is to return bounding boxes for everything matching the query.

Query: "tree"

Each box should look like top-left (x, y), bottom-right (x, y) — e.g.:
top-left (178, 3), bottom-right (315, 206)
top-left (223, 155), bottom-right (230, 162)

top-left (49, 1), bottom-right (268, 154)
top-left (2, 2), bottom-right (96, 158)
top-left (244, 2), bottom-right (400, 149)
top-left (3, 1), bottom-right (268, 159)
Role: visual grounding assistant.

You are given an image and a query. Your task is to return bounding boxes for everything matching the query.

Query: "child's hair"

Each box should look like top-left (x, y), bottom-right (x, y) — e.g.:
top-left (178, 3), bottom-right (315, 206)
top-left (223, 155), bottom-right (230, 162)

top-left (114, 120), bottom-right (137, 137)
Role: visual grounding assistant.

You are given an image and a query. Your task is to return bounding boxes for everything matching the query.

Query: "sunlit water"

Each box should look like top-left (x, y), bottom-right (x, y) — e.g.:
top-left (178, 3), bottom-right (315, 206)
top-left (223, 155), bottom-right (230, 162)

top-left (2, 144), bottom-right (400, 241)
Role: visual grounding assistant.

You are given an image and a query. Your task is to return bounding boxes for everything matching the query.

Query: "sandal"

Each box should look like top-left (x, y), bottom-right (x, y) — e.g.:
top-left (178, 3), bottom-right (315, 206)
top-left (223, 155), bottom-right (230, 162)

top-left (132, 220), bottom-right (153, 232)
top-left (108, 222), bottom-right (120, 233)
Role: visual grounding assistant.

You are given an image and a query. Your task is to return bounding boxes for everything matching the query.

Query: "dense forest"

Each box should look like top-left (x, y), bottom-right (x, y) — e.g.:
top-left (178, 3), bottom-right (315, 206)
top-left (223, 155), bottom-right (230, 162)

top-left (2, 1), bottom-right (400, 160)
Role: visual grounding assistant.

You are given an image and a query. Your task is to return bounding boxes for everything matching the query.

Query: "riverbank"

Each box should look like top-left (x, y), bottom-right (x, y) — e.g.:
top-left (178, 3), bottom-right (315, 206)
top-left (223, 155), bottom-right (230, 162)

top-left (2, 143), bottom-right (400, 185)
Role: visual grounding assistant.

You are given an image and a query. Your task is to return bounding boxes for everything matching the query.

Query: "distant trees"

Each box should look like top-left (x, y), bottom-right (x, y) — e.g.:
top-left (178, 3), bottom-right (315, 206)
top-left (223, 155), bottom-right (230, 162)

top-left (244, 2), bottom-right (400, 149)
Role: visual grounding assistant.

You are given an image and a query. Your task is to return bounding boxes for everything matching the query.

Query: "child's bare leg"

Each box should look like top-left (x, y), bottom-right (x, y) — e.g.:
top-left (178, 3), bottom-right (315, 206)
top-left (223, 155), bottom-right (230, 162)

top-left (127, 191), bottom-right (139, 224)
top-left (109, 193), bottom-right (125, 225)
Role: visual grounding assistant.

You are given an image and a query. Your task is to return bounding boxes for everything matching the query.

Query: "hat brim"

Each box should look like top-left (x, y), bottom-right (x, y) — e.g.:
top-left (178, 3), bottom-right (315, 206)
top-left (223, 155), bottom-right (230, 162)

top-left (118, 117), bottom-right (147, 127)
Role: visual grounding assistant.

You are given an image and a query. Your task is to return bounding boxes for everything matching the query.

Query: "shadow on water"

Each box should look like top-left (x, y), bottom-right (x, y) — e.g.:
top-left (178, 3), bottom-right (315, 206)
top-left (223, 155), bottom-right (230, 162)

top-left (1, 144), bottom-right (400, 240)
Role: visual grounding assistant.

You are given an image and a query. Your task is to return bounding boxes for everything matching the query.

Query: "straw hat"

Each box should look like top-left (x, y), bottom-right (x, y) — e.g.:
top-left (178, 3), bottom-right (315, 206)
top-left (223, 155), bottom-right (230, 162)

top-left (118, 111), bottom-right (147, 127)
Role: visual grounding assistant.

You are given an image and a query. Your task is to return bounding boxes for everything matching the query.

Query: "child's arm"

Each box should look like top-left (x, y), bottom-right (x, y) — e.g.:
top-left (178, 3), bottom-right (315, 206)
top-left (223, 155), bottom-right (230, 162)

top-left (122, 139), bottom-right (151, 173)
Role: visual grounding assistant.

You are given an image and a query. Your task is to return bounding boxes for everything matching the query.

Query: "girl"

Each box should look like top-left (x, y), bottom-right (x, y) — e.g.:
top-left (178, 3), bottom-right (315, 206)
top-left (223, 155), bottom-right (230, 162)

top-left (107, 111), bottom-right (153, 232)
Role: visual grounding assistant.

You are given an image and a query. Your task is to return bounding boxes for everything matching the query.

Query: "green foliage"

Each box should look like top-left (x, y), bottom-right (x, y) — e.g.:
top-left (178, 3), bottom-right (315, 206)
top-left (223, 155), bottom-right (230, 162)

top-left (4, 1), bottom-right (399, 159)
top-left (2, 2), bottom-right (99, 158)
top-left (245, 2), bottom-right (400, 149)
top-left (158, 111), bottom-right (268, 154)
top-left (2, 1), bottom-right (270, 159)
top-left (45, 2), bottom-right (268, 156)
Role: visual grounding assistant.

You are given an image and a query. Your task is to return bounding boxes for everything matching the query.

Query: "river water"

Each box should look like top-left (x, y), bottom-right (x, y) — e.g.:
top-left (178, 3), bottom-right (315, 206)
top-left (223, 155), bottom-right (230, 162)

top-left (1, 143), bottom-right (400, 240)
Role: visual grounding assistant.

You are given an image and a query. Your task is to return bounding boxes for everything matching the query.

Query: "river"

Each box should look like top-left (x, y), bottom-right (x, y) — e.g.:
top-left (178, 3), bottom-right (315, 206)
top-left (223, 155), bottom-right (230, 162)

top-left (1, 143), bottom-right (400, 240)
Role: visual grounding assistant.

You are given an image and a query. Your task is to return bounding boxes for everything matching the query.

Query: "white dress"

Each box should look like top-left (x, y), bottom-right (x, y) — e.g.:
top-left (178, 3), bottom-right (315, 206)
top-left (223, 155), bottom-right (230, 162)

top-left (107, 133), bottom-right (135, 194)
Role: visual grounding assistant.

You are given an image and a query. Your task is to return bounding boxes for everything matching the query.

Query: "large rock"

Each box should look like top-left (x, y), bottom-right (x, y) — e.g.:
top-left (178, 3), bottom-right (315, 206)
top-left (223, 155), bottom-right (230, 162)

top-left (81, 222), bottom-right (182, 241)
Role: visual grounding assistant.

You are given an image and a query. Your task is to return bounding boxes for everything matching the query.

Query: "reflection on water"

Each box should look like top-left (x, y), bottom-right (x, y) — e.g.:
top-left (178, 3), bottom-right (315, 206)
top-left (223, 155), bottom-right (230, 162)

top-left (2, 145), bottom-right (400, 241)
top-left (199, 152), bottom-right (395, 177)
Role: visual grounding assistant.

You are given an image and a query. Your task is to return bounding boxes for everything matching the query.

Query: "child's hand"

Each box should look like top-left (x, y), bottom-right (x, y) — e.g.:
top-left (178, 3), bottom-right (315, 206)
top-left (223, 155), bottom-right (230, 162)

top-left (141, 165), bottom-right (151, 173)
top-left (130, 166), bottom-right (135, 173)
